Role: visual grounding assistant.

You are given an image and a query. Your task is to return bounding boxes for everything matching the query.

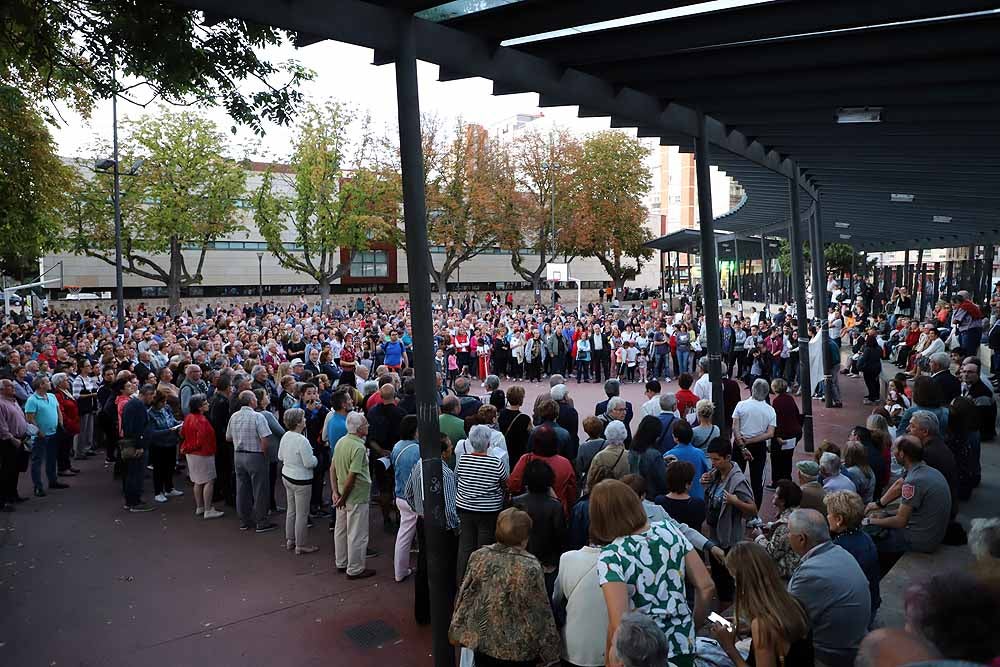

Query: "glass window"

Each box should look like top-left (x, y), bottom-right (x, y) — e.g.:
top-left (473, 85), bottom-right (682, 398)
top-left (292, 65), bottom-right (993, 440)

top-left (350, 250), bottom-right (389, 278)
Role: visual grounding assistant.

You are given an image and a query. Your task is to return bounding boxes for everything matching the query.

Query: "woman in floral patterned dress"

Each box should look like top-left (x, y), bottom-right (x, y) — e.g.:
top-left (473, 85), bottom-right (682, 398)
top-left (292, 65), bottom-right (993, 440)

top-left (590, 479), bottom-right (715, 667)
top-left (449, 507), bottom-right (561, 666)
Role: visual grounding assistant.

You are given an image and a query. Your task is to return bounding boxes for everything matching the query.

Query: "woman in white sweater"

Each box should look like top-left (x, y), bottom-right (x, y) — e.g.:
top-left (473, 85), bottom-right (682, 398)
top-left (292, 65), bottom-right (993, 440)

top-left (278, 408), bottom-right (318, 554)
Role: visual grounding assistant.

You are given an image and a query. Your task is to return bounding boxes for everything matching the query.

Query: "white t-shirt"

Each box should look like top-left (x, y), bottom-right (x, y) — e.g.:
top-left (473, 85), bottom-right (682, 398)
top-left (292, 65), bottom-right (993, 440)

top-left (554, 547), bottom-right (608, 667)
top-left (732, 398), bottom-right (777, 440)
top-left (640, 396), bottom-right (662, 418)
top-left (694, 374), bottom-right (713, 401)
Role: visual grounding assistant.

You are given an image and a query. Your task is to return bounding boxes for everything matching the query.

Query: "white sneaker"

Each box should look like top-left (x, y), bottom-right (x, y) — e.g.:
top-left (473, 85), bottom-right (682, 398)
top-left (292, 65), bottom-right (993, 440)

top-left (154, 493), bottom-right (168, 503)
top-left (166, 489), bottom-right (184, 497)
top-left (195, 507), bottom-right (205, 516)
top-left (203, 509), bottom-right (225, 519)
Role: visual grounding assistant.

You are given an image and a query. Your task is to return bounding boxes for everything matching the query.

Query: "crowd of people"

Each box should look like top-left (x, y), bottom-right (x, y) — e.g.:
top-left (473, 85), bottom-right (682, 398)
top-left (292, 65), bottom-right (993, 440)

top-left (0, 285), bottom-right (997, 667)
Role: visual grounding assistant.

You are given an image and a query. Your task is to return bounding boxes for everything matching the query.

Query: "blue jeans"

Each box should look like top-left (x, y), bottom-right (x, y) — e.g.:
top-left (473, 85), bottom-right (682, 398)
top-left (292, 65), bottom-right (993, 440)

top-left (30, 433), bottom-right (58, 489)
top-left (677, 350), bottom-right (690, 375)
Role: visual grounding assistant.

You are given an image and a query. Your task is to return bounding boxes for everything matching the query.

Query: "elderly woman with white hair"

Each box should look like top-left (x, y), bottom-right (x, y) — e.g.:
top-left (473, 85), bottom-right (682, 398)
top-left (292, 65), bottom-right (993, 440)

top-left (454, 423), bottom-right (509, 582)
top-left (589, 420), bottom-right (631, 481)
top-left (731, 378), bottom-right (777, 507)
top-left (278, 407), bottom-right (318, 554)
top-left (612, 611), bottom-right (669, 667)
top-left (820, 452), bottom-right (857, 493)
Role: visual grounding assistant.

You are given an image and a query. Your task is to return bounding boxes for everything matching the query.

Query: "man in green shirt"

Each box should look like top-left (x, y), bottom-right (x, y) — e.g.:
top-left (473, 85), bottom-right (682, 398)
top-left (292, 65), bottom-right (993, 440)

top-left (439, 396), bottom-right (465, 467)
top-left (332, 411), bottom-right (374, 579)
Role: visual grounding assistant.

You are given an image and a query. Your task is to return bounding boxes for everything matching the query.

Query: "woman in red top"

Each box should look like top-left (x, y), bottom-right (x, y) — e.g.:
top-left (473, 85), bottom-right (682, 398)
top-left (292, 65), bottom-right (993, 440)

top-left (53, 372), bottom-right (80, 476)
top-left (507, 426), bottom-right (577, 516)
top-left (180, 394), bottom-right (224, 519)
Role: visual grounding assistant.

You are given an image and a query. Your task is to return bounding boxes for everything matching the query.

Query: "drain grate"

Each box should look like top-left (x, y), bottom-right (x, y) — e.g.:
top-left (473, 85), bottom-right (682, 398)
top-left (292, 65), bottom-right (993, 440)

top-left (344, 620), bottom-right (400, 648)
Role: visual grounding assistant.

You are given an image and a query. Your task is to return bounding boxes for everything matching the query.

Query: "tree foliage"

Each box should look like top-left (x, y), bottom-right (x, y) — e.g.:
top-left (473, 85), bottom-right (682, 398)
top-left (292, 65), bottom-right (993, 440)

top-left (498, 127), bottom-right (582, 299)
top-left (1, 0), bottom-right (312, 132)
top-left (567, 131), bottom-right (653, 294)
top-left (778, 240), bottom-right (863, 275)
top-left (421, 118), bottom-right (516, 299)
top-left (253, 101), bottom-right (400, 311)
top-left (68, 109), bottom-right (247, 313)
top-left (0, 86), bottom-right (73, 279)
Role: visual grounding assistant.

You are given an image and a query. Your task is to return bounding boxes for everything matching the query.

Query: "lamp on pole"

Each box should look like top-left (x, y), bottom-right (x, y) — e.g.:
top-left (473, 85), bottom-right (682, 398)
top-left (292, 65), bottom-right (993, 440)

top-left (256, 252), bottom-right (264, 301)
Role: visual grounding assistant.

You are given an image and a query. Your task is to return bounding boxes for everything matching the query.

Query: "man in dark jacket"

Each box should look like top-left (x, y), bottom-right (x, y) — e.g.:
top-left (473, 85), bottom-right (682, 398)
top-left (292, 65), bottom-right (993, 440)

top-left (209, 374), bottom-right (234, 505)
top-left (595, 379), bottom-right (634, 429)
top-left (121, 384), bottom-right (157, 512)
top-left (928, 352), bottom-right (961, 405)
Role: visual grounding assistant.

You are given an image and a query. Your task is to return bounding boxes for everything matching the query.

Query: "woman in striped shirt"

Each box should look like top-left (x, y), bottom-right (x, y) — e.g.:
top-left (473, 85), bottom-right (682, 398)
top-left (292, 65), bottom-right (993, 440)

top-left (455, 425), bottom-right (509, 583)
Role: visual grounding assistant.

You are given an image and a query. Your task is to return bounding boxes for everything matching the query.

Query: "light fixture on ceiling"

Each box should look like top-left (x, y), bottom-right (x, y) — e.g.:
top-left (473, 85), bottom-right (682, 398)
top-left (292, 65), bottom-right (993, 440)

top-left (891, 193), bottom-right (915, 203)
top-left (933, 215), bottom-right (952, 223)
top-left (836, 106), bottom-right (883, 124)
top-left (839, 234), bottom-right (852, 240)
top-left (834, 222), bottom-right (850, 229)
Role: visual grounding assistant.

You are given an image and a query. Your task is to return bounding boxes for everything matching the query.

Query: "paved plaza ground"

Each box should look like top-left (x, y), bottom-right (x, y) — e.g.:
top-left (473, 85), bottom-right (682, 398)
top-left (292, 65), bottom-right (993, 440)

top-left (1, 368), bottom-right (995, 666)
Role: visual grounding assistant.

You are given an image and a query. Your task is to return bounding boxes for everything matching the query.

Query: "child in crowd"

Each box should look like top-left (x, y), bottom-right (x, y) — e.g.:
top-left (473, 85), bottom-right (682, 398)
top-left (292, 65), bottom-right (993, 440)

top-left (637, 350), bottom-right (648, 384)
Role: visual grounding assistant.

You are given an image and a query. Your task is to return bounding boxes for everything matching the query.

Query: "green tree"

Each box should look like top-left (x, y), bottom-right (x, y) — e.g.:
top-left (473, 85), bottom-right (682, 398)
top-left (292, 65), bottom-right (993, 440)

top-left (0, 86), bottom-right (72, 280)
top-left (68, 109), bottom-right (247, 315)
top-left (422, 118), bottom-right (513, 302)
top-left (567, 131), bottom-right (653, 296)
top-left (253, 101), bottom-right (400, 312)
top-left (499, 128), bottom-right (581, 302)
top-left (778, 240), bottom-right (860, 274)
top-left (1, 1), bottom-right (311, 131)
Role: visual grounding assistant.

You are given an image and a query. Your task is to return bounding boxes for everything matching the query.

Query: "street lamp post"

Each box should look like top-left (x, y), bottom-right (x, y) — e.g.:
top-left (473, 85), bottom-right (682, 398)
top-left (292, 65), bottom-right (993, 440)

top-left (256, 252), bottom-right (264, 301)
top-left (111, 88), bottom-right (125, 335)
top-left (543, 156), bottom-right (559, 307)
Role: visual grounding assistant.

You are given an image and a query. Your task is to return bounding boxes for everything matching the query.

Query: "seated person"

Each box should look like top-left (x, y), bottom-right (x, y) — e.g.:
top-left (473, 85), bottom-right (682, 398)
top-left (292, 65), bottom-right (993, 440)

top-left (819, 452), bottom-right (857, 493)
top-left (824, 490), bottom-right (880, 622)
top-left (662, 419), bottom-right (710, 501)
top-left (656, 460), bottom-right (706, 529)
top-left (864, 435), bottom-right (952, 575)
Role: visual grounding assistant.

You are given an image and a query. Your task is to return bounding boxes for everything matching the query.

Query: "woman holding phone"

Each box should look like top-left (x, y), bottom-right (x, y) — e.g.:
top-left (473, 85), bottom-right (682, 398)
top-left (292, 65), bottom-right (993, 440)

top-left (148, 390), bottom-right (184, 504)
top-left (710, 541), bottom-right (814, 667)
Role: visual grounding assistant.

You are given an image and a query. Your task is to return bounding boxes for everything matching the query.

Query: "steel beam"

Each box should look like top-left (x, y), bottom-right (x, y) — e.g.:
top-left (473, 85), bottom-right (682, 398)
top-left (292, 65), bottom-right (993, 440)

top-left (694, 117), bottom-right (726, 432)
top-left (788, 171), bottom-right (813, 451)
top-left (173, 0), bottom-right (815, 196)
top-left (393, 17), bottom-right (452, 667)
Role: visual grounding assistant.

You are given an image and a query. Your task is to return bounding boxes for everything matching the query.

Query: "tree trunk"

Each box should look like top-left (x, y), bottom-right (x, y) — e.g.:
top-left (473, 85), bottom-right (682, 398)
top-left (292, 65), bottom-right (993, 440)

top-left (614, 277), bottom-right (626, 299)
top-left (167, 237), bottom-right (182, 316)
top-left (531, 274), bottom-right (542, 304)
top-left (319, 276), bottom-right (331, 315)
top-left (436, 274), bottom-right (448, 305)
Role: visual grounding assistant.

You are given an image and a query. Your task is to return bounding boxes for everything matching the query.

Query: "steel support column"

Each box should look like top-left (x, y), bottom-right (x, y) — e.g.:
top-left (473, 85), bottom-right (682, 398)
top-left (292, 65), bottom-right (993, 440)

top-left (788, 175), bottom-right (813, 451)
top-left (946, 260), bottom-right (954, 300)
top-left (694, 119), bottom-right (725, 430)
top-left (394, 18), bottom-right (452, 667)
top-left (809, 202), bottom-right (834, 409)
top-left (984, 244), bottom-right (995, 300)
top-left (914, 249), bottom-right (924, 318)
top-left (903, 250), bottom-right (911, 295)
top-left (760, 230), bottom-right (769, 315)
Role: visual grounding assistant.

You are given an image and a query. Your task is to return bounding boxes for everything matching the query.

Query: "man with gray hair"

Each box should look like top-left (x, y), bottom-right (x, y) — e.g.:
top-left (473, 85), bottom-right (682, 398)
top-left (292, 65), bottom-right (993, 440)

top-left (612, 612), bottom-right (668, 667)
top-left (788, 508), bottom-right (871, 667)
top-left (905, 410), bottom-right (959, 508)
top-left (331, 411), bottom-right (375, 579)
top-left (179, 363), bottom-right (208, 416)
top-left (929, 350), bottom-right (961, 403)
top-left (731, 378), bottom-right (777, 506)
top-left (453, 376), bottom-right (482, 418)
top-left (551, 383), bottom-right (580, 459)
top-left (226, 390), bottom-right (276, 533)
top-left (595, 379), bottom-right (633, 429)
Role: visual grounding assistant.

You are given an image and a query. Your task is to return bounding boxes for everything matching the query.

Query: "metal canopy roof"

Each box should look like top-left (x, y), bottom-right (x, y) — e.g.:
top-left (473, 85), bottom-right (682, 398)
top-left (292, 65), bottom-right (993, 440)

top-left (175, 0), bottom-right (1000, 252)
top-left (645, 228), bottom-right (782, 261)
